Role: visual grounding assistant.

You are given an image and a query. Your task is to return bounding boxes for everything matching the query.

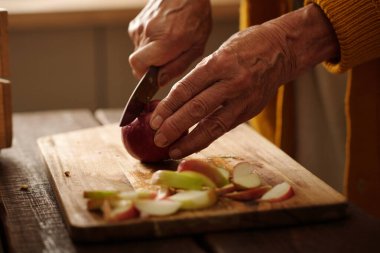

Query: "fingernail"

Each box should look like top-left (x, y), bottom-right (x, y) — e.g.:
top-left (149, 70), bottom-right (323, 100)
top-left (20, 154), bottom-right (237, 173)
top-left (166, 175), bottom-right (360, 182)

top-left (159, 73), bottom-right (169, 87)
top-left (150, 115), bottom-right (163, 130)
top-left (154, 132), bottom-right (168, 147)
top-left (169, 148), bottom-right (182, 159)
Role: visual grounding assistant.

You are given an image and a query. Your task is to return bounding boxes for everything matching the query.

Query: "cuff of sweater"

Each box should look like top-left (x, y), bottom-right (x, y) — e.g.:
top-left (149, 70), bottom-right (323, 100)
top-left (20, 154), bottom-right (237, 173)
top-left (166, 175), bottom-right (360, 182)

top-left (305, 0), bottom-right (380, 73)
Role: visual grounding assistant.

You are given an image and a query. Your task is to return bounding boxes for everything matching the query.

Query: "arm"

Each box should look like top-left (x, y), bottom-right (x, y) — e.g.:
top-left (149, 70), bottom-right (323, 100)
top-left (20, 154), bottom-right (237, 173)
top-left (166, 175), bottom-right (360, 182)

top-left (306, 0), bottom-right (380, 73)
top-left (150, 3), bottom-right (339, 159)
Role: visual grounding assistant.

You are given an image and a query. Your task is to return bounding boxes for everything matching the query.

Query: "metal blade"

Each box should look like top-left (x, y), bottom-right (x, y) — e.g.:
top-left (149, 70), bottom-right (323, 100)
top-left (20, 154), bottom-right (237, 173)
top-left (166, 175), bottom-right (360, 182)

top-left (119, 66), bottom-right (159, 126)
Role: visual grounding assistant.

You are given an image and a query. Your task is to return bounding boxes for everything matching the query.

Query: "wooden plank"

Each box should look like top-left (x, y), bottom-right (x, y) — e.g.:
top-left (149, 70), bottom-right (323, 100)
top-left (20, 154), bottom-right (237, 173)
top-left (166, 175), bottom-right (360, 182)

top-left (0, 9), bottom-right (9, 77)
top-left (94, 108), bottom-right (121, 125)
top-left (0, 110), bottom-right (204, 253)
top-left (204, 205), bottom-right (380, 253)
top-left (38, 121), bottom-right (347, 241)
top-left (0, 10), bottom-right (11, 149)
top-left (0, 79), bottom-right (11, 148)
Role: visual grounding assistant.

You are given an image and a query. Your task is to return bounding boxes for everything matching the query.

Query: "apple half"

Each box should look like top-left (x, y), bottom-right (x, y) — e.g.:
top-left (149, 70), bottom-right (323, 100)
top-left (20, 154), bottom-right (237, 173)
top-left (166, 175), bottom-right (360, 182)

top-left (259, 182), bottom-right (294, 202)
top-left (232, 162), bottom-right (261, 190)
top-left (168, 189), bottom-right (217, 210)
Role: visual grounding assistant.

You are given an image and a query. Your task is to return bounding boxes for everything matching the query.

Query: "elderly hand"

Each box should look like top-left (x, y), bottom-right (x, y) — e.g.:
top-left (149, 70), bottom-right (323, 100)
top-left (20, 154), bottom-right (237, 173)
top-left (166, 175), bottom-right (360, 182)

top-left (128, 0), bottom-right (212, 86)
top-left (149, 4), bottom-right (339, 159)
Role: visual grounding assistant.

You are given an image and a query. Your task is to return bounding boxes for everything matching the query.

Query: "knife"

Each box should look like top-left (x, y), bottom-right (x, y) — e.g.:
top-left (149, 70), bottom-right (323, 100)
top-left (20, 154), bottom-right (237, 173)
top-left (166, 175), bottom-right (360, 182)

top-left (119, 66), bottom-right (160, 127)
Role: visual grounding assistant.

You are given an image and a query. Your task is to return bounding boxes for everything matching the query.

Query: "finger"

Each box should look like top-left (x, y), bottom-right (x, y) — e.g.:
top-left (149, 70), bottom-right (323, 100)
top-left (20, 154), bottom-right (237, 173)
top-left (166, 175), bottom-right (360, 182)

top-left (150, 59), bottom-right (217, 130)
top-left (158, 45), bottom-right (205, 87)
top-left (168, 98), bottom-right (244, 159)
top-left (153, 82), bottom-right (229, 148)
top-left (129, 41), bottom-right (185, 79)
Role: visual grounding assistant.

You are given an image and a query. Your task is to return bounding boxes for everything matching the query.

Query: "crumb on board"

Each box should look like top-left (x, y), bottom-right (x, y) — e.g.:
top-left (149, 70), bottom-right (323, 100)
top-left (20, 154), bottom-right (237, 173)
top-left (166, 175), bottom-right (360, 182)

top-left (20, 184), bottom-right (29, 191)
top-left (64, 171), bottom-right (71, 177)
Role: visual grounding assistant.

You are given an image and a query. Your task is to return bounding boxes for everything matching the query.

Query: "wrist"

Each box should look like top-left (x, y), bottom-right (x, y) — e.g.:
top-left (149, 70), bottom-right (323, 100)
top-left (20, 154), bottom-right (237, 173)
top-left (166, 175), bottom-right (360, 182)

top-left (263, 4), bottom-right (339, 79)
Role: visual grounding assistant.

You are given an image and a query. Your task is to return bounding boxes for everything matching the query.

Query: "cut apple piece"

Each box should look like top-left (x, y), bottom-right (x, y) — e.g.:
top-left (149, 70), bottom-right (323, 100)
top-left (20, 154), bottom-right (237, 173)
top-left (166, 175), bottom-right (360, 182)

top-left (215, 183), bottom-right (236, 196)
top-left (103, 200), bottom-right (139, 222)
top-left (260, 182), bottom-right (294, 202)
top-left (134, 199), bottom-right (181, 217)
top-left (177, 159), bottom-right (229, 187)
top-left (155, 186), bottom-right (174, 200)
top-left (232, 162), bottom-right (261, 190)
top-left (83, 190), bottom-right (118, 199)
top-left (225, 185), bottom-right (271, 201)
top-left (84, 189), bottom-right (156, 201)
top-left (151, 170), bottom-right (215, 190)
top-left (168, 189), bottom-right (217, 210)
top-left (179, 171), bottom-right (216, 188)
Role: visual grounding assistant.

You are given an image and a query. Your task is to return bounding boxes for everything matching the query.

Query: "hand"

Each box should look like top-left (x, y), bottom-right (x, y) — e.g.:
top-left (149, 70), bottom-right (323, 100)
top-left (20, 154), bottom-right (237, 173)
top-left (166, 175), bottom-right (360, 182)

top-left (128, 0), bottom-right (212, 86)
top-left (149, 4), bottom-right (339, 159)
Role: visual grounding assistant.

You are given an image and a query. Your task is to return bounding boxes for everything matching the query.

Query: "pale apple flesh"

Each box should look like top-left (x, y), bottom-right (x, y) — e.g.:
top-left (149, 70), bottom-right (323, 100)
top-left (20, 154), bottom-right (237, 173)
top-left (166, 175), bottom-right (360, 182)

top-left (168, 189), bottom-right (217, 210)
top-left (134, 199), bottom-right (181, 216)
top-left (232, 162), bottom-right (261, 190)
top-left (103, 200), bottom-right (139, 222)
top-left (259, 182), bottom-right (294, 202)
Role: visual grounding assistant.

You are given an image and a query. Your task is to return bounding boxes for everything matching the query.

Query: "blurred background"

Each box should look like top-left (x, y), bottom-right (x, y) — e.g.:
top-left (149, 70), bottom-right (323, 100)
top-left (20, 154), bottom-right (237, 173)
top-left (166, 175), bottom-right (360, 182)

top-left (1, 0), bottom-right (240, 112)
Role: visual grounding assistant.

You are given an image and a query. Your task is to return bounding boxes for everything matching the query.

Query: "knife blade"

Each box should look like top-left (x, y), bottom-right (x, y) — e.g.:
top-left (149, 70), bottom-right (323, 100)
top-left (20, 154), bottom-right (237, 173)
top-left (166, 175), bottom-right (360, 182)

top-left (119, 66), bottom-right (159, 127)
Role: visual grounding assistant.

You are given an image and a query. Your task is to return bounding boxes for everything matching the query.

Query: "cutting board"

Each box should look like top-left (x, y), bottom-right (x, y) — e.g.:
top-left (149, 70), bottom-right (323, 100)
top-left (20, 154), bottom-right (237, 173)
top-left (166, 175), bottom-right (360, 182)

top-left (38, 123), bottom-right (347, 242)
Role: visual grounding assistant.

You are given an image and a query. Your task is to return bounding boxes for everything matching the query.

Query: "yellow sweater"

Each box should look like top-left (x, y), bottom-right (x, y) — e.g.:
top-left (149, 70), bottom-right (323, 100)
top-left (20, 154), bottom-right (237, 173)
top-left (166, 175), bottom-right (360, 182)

top-left (241, 0), bottom-right (380, 217)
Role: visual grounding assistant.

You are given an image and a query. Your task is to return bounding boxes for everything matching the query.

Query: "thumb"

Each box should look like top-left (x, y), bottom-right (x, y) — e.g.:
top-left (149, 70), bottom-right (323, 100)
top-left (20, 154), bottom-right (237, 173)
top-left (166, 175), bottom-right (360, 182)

top-left (129, 41), bottom-right (184, 79)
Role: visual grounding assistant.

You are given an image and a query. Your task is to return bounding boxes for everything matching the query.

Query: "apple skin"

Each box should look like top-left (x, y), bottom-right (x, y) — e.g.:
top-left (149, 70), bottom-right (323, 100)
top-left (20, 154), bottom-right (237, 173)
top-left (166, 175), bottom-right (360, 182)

top-left (121, 100), bottom-right (172, 162)
top-left (259, 182), bottom-right (294, 202)
top-left (177, 159), bottom-right (229, 187)
top-left (224, 185), bottom-right (271, 201)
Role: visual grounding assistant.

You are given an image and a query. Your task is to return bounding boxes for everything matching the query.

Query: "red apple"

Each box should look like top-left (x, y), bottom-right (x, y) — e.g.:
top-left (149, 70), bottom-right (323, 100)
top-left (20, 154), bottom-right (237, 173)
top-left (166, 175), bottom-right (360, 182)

top-left (121, 100), bottom-right (187, 162)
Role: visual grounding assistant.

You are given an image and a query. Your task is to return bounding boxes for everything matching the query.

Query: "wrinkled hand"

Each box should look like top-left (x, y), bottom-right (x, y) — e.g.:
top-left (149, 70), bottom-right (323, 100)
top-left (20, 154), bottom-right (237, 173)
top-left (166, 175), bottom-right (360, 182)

top-left (148, 4), bottom-right (339, 159)
top-left (128, 0), bottom-right (212, 86)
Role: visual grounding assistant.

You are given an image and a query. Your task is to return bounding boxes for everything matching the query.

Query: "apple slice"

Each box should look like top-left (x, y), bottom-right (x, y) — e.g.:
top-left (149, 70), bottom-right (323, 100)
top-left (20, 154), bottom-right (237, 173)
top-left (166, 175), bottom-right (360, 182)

top-left (103, 200), bottom-right (139, 222)
top-left (151, 170), bottom-right (216, 190)
top-left (134, 199), bottom-right (181, 217)
top-left (179, 171), bottom-right (216, 188)
top-left (84, 189), bottom-right (156, 201)
top-left (83, 190), bottom-right (118, 199)
top-left (215, 183), bottom-right (236, 196)
top-left (232, 162), bottom-right (261, 190)
top-left (224, 185), bottom-right (271, 201)
top-left (168, 189), bottom-right (217, 210)
top-left (259, 182), bottom-right (294, 202)
top-left (155, 186), bottom-right (175, 200)
top-left (177, 159), bottom-right (229, 187)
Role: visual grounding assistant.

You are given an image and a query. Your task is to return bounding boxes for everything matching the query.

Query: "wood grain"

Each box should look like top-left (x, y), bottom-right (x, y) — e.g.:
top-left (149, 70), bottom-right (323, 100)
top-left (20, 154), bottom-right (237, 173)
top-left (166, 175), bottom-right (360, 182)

top-left (0, 110), bottom-right (204, 253)
top-left (38, 121), bottom-right (347, 241)
top-left (0, 79), bottom-right (11, 148)
top-left (0, 10), bottom-right (11, 149)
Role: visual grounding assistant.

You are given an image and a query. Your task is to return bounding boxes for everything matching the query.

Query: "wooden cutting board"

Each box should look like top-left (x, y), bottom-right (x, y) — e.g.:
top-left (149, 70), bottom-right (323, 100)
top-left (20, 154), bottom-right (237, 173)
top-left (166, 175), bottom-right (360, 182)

top-left (37, 123), bottom-right (347, 242)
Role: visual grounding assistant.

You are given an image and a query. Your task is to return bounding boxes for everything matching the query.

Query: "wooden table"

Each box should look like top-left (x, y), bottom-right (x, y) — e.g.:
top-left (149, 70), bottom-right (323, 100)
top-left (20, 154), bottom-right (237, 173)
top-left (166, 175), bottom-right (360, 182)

top-left (0, 109), bottom-right (379, 253)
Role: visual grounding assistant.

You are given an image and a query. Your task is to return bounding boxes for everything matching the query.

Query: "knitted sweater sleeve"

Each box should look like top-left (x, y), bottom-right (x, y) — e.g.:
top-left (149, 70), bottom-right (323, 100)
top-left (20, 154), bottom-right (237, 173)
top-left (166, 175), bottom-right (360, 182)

top-left (305, 0), bottom-right (380, 73)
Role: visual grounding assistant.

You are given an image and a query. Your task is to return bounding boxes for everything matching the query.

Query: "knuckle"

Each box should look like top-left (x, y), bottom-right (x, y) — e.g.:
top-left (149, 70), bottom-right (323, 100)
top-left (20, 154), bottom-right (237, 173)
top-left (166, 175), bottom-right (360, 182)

top-left (164, 118), bottom-right (183, 137)
top-left (187, 99), bottom-right (208, 119)
top-left (202, 117), bottom-right (228, 139)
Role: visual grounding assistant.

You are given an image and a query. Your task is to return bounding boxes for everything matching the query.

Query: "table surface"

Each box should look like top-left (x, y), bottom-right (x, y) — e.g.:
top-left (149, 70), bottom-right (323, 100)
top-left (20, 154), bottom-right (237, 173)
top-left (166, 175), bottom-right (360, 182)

top-left (0, 109), bottom-right (379, 253)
